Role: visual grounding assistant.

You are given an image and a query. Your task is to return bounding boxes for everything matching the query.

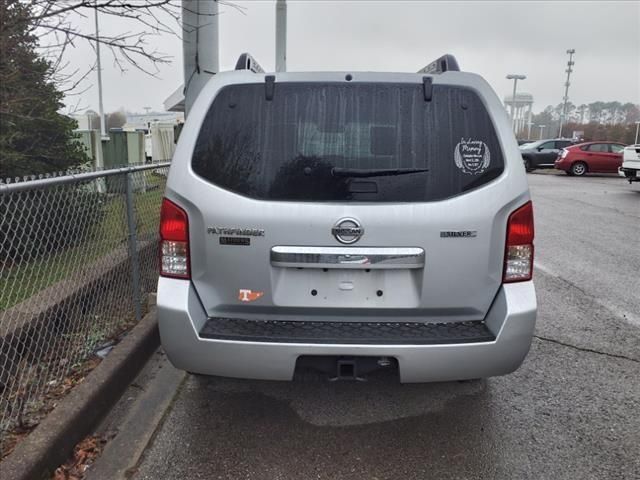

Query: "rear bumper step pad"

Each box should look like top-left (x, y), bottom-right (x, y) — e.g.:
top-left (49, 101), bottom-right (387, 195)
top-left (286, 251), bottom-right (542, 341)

top-left (199, 318), bottom-right (495, 345)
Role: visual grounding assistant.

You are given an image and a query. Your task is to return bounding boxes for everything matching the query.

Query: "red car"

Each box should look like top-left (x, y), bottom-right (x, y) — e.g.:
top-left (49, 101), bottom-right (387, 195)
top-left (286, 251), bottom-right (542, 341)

top-left (555, 141), bottom-right (627, 176)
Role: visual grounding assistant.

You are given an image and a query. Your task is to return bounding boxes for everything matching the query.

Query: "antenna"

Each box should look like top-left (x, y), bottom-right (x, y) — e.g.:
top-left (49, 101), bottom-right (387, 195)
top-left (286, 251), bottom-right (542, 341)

top-left (558, 49), bottom-right (576, 138)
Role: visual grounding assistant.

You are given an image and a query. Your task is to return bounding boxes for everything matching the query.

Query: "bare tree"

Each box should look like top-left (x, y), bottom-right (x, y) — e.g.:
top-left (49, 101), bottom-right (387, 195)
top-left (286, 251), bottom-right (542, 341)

top-left (11, 1), bottom-right (240, 97)
top-left (0, 1), bottom-right (239, 176)
top-left (26, 0), bottom-right (179, 85)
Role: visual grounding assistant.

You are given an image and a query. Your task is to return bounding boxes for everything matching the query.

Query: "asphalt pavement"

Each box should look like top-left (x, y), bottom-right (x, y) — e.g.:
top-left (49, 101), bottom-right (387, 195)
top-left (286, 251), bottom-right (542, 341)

top-left (128, 172), bottom-right (640, 480)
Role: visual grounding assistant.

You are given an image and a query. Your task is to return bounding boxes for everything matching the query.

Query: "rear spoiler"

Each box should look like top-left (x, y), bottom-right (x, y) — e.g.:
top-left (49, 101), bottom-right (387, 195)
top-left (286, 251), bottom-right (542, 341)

top-left (417, 54), bottom-right (460, 74)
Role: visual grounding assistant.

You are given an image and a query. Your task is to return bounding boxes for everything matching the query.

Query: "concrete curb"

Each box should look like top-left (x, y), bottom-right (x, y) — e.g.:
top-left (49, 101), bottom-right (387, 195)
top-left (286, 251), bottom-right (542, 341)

top-left (0, 309), bottom-right (160, 480)
top-left (87, 357), bottom-right (186, 480)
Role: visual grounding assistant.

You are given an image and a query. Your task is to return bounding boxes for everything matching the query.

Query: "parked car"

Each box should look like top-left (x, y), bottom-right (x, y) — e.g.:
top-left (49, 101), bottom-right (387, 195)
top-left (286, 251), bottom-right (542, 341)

top-left (519, 139), bottom-right (574, 172)
top-left (157, 54), bottom-right (536, 383)
top-left (555, 141), bottom-right (627, 176)
top-left (618, 144), bottom-right (640, 183)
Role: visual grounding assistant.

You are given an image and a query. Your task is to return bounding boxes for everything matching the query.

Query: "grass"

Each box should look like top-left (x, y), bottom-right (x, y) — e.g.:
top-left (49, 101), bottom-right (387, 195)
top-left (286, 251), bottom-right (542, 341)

top-left (0, 171), bottom-right (164, 311)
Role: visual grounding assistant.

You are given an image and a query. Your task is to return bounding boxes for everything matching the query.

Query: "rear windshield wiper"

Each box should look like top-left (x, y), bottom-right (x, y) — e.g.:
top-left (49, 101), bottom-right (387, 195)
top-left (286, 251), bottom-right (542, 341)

top-left (331, 167), bottom-right (429, 178)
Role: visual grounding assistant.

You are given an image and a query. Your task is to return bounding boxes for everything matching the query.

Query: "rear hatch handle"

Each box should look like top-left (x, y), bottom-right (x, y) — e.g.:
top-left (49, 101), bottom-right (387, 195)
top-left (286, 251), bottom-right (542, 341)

top-left (271, 246), bottom-right (425, 270)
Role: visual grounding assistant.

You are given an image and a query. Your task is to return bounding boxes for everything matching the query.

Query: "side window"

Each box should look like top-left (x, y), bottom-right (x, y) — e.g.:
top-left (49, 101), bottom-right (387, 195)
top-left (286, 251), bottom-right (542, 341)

top-left (539, 141), bottom-right (555, 150)
top-left (587, 144), bottom-right (608, 153)
top-left (556, 141), bottom-right (571, 149)
top-left (610, 144), bottom-right (624, 154)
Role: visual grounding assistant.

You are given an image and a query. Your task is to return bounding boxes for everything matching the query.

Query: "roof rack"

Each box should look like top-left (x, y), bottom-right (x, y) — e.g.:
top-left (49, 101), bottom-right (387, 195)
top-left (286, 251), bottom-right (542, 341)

top-left (234, 52), bottom-right (459, 75)
top-left (235, 53), bottom-right (265, 73)
top-left (417, 54), bottom-right (460, 74)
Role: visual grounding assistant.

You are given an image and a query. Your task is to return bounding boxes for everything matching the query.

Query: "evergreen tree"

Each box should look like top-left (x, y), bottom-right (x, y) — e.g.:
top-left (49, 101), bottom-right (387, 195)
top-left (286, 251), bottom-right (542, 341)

top-left (0, 1), bottom-right (87, 178)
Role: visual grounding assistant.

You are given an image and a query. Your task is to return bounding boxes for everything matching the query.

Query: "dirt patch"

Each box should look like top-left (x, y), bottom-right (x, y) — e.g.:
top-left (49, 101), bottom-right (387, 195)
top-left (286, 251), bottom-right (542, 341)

top-left (0, 318), bottom-right (137, 460)
top-left (1, 355), bottom-right (102, 460)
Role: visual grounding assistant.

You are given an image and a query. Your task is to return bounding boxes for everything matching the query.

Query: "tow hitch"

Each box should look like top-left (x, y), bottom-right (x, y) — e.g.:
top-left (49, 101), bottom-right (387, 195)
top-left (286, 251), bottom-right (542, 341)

top-left (331, 359), bottom-right (365, 382)
top-left (295, 355), bottom-right (398, 382)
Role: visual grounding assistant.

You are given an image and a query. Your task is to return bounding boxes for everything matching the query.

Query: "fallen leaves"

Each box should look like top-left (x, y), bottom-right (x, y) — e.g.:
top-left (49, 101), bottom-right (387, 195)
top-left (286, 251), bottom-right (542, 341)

top-left (52, 435), bottom-right (106, 480)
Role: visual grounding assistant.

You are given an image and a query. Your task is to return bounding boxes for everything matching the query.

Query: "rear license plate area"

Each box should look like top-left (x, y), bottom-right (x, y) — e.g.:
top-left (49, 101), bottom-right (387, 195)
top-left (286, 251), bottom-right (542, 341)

top-left (271, 267), bottom-right (421, 308)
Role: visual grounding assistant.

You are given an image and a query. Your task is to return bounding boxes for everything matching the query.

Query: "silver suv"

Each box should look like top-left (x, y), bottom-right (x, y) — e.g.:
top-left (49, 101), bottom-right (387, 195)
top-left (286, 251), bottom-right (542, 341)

top-left (157, 55), bottom-right (537, 383)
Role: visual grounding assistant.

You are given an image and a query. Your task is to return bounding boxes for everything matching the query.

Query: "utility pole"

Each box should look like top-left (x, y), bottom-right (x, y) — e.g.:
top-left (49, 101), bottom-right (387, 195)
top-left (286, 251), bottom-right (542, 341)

top-left (506, 74), bottom-right (526, 133)
top-left (94, 6), bottom-right (107, 140)
top-left (275, 0), bottom-right (287, 72)
top-left (635, 121), bottom-right (640, 144)
top-left (558, 49), bottom-right (575, 138)
top-left (182, 0), bottom-right (219, 116)
top-left (538, 125), bottom-right (546, 140)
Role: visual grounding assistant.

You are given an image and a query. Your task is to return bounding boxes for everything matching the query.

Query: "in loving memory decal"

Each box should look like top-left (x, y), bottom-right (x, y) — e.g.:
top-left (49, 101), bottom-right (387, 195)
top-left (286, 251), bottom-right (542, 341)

top-left (454, 138), bottom-right (491, 175)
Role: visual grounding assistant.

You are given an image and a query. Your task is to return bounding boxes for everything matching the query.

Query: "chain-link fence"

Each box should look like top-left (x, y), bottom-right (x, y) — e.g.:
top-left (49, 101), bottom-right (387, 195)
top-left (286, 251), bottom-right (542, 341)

top-left (0, 162), bottom-right (170, 456)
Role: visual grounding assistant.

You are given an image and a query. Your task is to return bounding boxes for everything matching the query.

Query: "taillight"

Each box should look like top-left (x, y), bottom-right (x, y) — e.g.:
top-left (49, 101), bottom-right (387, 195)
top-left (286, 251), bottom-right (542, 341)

top-left (159, 198), bottom-right (190, 279)
top-left (561, 149), bottom-right (569, 159)
top-left (503, 201), bottom-right (534, 283)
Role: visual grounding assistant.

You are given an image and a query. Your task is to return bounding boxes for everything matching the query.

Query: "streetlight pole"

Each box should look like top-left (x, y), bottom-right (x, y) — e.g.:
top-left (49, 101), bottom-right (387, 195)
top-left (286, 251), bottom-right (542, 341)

top-left (275, 0), bottom-right (287, 72)
top-left (506, 74), bottom-right (526, 133)
top-left (635, 121), bottom-right (640, 144)
top-left (94, 5), bottom-right (107, 140)
top-left (558, 49), bottom-right (575, 138)
top-left (538, 125), bottom-right (546, 140)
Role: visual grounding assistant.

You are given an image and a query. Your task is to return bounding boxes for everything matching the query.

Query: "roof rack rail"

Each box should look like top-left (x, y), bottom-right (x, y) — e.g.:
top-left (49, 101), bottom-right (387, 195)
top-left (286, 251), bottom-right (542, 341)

top-left (235, 53), bottom-right (265, 73)
top-left (417, 54), bottom-right (460, 74)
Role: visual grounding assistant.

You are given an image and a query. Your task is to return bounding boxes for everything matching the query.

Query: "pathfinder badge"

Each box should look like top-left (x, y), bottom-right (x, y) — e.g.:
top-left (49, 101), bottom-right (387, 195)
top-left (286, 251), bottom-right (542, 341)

top-left (208, 227), bottom-right (265, 237)
top-left (454, 138), bottom-right (490, 175)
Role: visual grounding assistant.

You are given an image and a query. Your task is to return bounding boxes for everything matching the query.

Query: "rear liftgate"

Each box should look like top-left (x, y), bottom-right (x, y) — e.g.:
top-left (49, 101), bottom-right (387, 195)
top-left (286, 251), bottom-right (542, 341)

top-left (195, 53), bottom-right (503, 381)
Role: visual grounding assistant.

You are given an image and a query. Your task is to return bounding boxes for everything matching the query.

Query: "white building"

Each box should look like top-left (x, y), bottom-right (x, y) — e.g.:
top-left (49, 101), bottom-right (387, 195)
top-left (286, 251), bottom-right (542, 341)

top-left (70, 110), bottom-right (99, 130)
top-left (123, 112), bottom-right (184, 132)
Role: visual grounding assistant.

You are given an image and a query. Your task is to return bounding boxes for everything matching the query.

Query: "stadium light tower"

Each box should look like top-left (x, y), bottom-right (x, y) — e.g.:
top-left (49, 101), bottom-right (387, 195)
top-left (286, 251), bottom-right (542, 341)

top-left (558, 49), bottom-right (576, 138)
top-left (506, 74), bottom-right (526, 131)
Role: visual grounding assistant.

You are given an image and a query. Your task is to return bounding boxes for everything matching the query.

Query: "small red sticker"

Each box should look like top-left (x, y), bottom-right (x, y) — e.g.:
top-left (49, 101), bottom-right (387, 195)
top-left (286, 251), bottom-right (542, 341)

top-left (238, 289), bottom-right (264, 302)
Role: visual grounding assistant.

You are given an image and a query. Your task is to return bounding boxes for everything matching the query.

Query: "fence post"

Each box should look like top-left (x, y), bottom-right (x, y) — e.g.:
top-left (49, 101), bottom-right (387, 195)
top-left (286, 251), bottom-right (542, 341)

top-left (125, 172), bottom-right (142, 322)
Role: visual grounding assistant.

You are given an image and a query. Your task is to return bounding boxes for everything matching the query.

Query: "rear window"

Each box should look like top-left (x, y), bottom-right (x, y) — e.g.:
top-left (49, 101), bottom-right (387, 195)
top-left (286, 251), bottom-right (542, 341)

top-left (586, 143), bottom-right (608, 153)
top-left (192, 82), bottom-right (505, 202)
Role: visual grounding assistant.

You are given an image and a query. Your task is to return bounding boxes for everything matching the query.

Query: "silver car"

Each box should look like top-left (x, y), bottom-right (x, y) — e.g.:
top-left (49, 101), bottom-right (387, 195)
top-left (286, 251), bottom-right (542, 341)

top-left (157, 56), bottom-right (536, 383)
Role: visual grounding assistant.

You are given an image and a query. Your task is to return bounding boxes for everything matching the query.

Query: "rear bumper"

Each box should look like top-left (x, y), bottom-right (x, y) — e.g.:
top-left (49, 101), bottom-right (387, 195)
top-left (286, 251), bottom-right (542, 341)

top-left (554, 160), bottom-right (569, 171)
top-left (157, 278), bottom-right (537, 383)
top-left (619, 167), bottom-right (639, 181)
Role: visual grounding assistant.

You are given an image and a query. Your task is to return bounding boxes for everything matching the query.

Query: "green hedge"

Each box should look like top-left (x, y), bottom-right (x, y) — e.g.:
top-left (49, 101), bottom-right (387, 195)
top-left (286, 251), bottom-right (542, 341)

top-left (0, 187), bottom-right (106, 266)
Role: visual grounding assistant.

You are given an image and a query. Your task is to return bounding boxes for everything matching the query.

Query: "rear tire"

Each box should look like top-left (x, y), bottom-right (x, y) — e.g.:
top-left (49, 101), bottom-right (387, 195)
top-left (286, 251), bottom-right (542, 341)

top-left (571, 161), bottom-right (587, 176)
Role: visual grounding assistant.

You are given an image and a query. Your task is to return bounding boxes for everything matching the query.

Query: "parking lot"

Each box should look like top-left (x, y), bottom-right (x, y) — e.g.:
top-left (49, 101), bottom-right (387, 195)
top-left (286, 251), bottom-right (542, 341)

top-left (119, 173), bottom-right (640, 480)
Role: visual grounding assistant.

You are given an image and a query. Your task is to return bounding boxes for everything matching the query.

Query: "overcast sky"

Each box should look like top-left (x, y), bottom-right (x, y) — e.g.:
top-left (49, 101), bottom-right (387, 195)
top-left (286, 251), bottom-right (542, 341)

top-left (63, 0), bottom-right (640, 114)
